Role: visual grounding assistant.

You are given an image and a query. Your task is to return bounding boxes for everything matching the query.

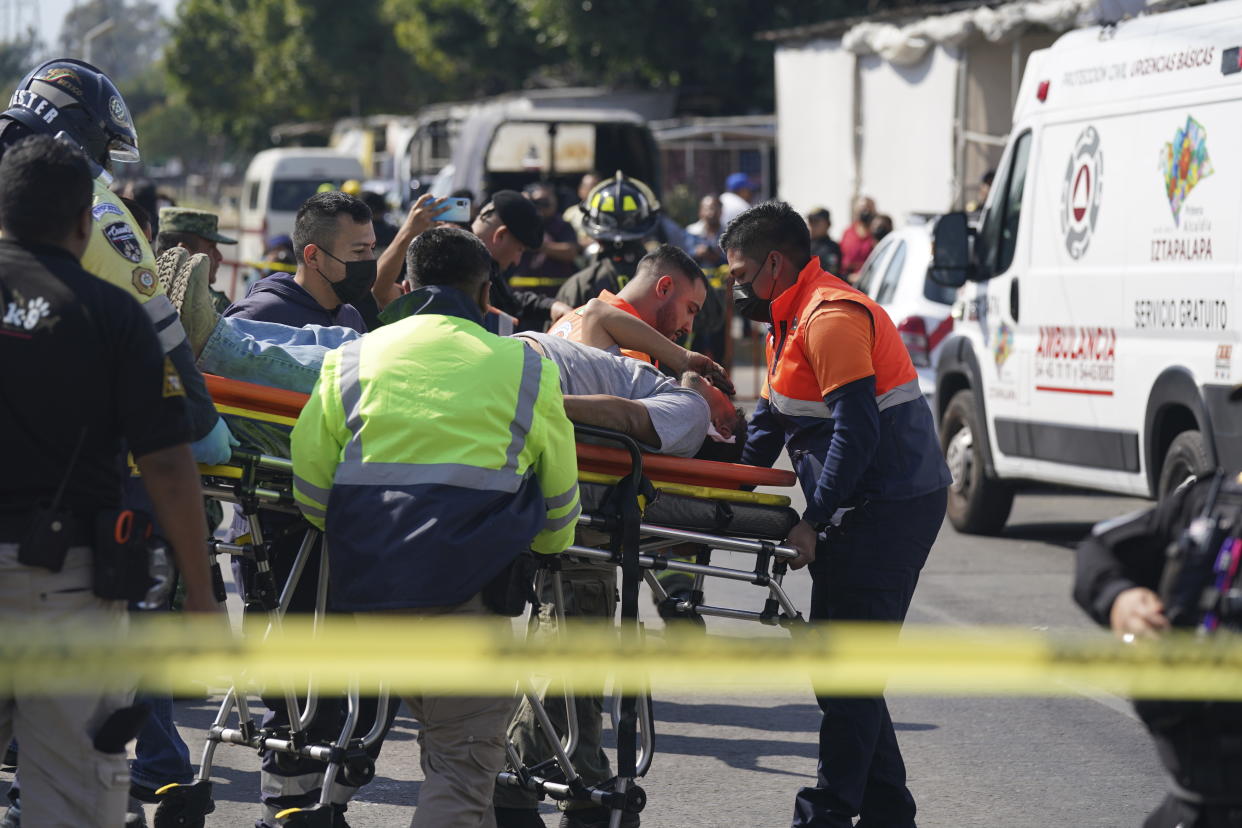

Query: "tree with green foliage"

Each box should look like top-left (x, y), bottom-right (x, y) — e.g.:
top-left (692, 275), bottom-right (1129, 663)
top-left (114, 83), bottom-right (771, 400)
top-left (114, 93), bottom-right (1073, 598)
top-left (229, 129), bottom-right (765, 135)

top-left (382, 0), bottom-right (550, 100)
top-left (524, 0), bottom-right (857, 113)
top-left (59, 0), bottom-right (168, 83)
top-left (167, 0), bottom-right (421, 150)
top-left (163, 0), bottom-right (897, 150)
top-left (0, 30), bottom-right (41, 93)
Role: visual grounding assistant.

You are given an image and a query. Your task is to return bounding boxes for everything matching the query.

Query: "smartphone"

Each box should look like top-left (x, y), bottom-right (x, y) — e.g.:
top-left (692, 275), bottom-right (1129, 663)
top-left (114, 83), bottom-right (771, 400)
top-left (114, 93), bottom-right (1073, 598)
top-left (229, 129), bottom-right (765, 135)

top-left (439, 197), bottom-right (472, 223)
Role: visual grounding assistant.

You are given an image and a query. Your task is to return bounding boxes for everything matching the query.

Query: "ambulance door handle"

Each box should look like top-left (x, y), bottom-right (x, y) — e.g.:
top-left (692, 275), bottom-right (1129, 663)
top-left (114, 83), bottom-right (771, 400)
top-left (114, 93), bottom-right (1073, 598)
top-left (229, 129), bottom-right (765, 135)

top-left (1009, 277), bottom-right (1020, 322)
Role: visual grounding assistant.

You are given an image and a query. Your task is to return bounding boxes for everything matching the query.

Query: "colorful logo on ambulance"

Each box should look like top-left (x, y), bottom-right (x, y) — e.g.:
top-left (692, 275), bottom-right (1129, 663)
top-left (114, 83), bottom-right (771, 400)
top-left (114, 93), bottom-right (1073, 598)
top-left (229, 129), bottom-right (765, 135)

top-left (994, 321), bottom-right (1014, 370)
top-left (1060, 126), bottom-right (1103, 260)
top-left (1161, 116), bottom-right (1213, 225)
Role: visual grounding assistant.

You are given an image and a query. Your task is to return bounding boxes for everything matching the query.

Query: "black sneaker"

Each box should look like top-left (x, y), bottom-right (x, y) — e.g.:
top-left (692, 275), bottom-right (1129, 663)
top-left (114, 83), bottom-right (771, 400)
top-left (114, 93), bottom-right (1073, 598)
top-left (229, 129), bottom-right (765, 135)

top-left (495, 806), bottom-right (547, 827)
top-left (558, 805), bottom-right (639, 828)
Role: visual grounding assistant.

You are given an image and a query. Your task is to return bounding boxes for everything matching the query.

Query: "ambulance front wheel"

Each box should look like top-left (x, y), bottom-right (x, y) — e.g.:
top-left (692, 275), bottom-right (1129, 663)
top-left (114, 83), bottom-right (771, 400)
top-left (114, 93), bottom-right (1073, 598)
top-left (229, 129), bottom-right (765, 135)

top-left (941, 389), bottom-right (1013, 535)
top-left (1157, 430), bottom-right (1210, 501)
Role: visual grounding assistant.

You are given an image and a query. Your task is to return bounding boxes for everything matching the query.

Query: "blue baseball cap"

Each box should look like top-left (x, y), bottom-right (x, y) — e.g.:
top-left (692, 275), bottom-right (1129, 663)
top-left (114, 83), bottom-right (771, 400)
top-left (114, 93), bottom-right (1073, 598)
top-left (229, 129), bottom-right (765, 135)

top-left (725, 172), bottom-right (757, 193)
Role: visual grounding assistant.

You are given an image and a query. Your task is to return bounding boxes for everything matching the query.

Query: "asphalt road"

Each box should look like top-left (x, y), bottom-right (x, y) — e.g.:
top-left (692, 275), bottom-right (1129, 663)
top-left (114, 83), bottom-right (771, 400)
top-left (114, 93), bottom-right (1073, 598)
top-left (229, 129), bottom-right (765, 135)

top-left (81, 480), bottom-right (1162, 828)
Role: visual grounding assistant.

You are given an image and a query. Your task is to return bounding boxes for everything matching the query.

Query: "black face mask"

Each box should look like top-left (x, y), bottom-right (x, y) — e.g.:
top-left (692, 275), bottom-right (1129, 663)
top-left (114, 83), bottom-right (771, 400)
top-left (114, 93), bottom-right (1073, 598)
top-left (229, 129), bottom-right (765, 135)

top-left (316, 247), bottom-right (376, 307)
top-left (859, 211), bottom-right (876, 224)
top-left (732, 253), bottom-right (775, 324)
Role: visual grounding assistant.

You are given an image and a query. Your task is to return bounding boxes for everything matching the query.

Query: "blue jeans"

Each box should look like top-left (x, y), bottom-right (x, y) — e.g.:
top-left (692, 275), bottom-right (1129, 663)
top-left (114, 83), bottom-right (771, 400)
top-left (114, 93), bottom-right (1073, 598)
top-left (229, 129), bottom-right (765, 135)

top-left (791, 487), bottom-right (947, 828)
top-left (197, 317), bottom-right (361, 394)
top-left (122, 478), bottom-right (195, 792)
top-left (130, 694), bottom-right (192, 791)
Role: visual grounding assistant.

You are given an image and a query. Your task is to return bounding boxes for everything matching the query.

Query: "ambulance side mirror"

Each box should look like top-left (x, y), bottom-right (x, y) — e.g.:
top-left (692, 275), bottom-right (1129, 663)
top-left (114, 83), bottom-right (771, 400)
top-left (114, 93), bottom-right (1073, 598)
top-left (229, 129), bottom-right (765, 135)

top-left (930, 212), bottom-right (973, 288)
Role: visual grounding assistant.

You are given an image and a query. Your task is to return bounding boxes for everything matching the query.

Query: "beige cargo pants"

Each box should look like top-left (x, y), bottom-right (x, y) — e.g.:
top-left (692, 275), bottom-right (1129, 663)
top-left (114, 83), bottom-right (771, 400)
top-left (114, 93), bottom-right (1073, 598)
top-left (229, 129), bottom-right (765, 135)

top-left (0, 544), bottom-right (131, 828)
top-left (387, 592), bottom-right (514, 828)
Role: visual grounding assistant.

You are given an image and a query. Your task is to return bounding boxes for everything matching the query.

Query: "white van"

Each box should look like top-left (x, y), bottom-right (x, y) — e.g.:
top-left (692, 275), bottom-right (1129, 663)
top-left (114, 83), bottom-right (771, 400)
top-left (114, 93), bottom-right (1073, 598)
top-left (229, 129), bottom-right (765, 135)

top-left (930, 3), bottom-right (1242, 534)
top-left (236, 148), bottom-right (365, 284)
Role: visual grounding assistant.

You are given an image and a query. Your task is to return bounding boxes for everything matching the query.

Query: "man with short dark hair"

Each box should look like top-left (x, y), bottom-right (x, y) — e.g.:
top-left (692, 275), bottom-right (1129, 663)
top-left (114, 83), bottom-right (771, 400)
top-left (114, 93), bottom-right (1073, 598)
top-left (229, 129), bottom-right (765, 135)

top-left (722, 200), bottom-right (949, 828)
top-left (686, 194), bottom-right (724, 267)
top-left (549, 243), bottom-right (708, 364)
top-left (292, 225), bottom-right (580, 828)
top-left (195, 188), bottom-right (381, 827)
top-left (512, 181), bottom-right (579, 294)
top-left (0, 135), bottom-right (219, 827)
top-left (371, 190), bottom-right (570, 332)
top-left (155, 207), bottom-right (237, 313)
top-left (219, 191), bottom-right (374, 333)
top-left (806, 207), bottom-right (842, 275)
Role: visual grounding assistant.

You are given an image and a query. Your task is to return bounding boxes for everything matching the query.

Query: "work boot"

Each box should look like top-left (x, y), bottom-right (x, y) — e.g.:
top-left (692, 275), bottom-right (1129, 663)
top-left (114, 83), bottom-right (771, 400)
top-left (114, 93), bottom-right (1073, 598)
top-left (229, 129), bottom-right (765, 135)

top-left (158, 247), bottom-right (218, 357)
top-left (558, 805), bottom-right (639, 828)
top-left (495, 806), bottom-right (548, 827)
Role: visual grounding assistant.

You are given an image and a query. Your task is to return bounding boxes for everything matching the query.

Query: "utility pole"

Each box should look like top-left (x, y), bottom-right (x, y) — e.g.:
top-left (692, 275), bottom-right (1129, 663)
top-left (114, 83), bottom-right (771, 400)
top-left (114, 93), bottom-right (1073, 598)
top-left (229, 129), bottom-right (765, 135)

top-left (83, 18), bottom-right (115, 65)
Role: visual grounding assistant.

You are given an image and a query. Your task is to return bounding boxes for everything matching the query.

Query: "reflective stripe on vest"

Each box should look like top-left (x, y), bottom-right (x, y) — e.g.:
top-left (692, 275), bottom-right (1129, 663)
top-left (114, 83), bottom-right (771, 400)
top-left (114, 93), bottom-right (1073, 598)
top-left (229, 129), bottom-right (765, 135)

top-left (333, 335), bottom-right (545, 494)
top-left (764, 260), bottom-right (919, 419)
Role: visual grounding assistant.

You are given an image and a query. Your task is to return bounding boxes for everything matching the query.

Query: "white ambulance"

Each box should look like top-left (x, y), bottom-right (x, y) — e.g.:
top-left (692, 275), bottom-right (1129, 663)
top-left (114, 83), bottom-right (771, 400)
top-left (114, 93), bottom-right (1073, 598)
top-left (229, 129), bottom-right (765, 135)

top-left (930, 3), bottom-right (1242, 534)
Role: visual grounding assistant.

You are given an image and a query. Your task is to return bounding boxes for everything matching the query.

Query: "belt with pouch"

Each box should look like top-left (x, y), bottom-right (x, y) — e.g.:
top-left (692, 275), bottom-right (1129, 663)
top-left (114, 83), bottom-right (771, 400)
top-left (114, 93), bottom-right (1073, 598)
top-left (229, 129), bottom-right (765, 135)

top-left (0, 512), bottom-right (94, 547)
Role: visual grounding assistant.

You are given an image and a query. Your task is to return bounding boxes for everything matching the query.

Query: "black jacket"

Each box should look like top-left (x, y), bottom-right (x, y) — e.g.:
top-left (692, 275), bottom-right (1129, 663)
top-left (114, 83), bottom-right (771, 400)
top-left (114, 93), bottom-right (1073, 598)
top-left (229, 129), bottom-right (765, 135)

top-left (1075, 476), bottom-right (1242, 805)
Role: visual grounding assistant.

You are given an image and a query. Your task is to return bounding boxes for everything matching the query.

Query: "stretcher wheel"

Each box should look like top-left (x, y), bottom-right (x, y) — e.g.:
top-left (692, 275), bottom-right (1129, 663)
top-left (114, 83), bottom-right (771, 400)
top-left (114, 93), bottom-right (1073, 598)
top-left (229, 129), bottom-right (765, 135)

top-left (275, 804), bottom-right (336, 827)
top-left (340, 755), bottom-right (375, 787)
top-left (152, 802), bottom-right (205, 828)
top-left (152, 781), bottom-right (214, 828)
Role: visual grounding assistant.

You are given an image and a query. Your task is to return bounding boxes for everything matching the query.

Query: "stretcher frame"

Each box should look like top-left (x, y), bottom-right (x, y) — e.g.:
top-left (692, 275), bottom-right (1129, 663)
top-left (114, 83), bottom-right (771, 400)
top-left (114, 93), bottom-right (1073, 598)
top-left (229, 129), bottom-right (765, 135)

top-left (156, 452), bottom-right (392, 828)
top-left (182, 375), bottom-right (807, 827)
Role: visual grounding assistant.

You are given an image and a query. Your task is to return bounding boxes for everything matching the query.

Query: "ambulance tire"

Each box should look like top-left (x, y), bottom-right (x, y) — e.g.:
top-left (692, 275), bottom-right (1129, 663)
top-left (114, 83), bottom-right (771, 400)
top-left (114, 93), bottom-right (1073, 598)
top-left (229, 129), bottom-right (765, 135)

top-left (940, 389), bottom-right (1014, 535)
top-left (1157, 430), bottom-right (1210, 500)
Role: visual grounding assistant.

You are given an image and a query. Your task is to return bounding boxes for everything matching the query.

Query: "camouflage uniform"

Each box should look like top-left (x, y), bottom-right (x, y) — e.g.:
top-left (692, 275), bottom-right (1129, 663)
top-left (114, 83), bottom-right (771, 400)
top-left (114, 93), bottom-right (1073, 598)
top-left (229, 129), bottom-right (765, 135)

top-left (156, 207), bottom-right (237, 313)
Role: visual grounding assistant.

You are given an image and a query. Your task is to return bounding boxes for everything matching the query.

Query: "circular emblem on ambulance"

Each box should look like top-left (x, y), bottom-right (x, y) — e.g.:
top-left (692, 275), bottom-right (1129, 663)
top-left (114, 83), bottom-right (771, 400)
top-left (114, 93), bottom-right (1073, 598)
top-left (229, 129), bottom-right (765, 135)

top-left (132, 266), bottom-right (156, 297)
top-left (1060, 126), bottom-right (1103, 260)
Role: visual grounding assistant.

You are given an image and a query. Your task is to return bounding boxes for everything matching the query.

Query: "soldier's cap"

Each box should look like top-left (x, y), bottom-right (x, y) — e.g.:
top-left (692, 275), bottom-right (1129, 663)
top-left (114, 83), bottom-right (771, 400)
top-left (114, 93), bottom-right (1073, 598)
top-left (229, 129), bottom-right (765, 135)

top-left (487, 190), bottom-right (544, 251)
top-left (158, 207), bottom-right (237, 244)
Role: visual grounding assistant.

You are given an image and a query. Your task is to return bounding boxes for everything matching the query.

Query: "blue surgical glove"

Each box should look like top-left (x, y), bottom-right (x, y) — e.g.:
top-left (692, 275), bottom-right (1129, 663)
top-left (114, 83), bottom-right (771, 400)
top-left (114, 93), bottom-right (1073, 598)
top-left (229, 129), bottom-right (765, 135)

top-left (190, 416), bottom-right (239, 465)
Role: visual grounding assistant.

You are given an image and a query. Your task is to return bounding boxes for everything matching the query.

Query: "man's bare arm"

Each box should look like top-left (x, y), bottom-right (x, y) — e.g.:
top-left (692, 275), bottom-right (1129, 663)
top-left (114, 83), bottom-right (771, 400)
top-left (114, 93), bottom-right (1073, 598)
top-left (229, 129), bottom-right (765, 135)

top-left (562, 394), bottom-right (660, 448)
top-left (578, 299), bottom-right (733, 393)
top-left (373, 195), bottom-right (449, 308)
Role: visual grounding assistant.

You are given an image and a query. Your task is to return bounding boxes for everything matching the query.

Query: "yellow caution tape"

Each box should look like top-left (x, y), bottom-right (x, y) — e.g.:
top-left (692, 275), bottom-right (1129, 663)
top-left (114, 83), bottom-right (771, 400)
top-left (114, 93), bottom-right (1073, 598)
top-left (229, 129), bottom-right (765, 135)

top-left (2, 618), bottom-right (1242, 699)
top-left (243, 260), bottom-right (298, 274)
top-left (578, 471), bottom-right (791, 507)
top-left (509, 276), bottom-right (567, 288)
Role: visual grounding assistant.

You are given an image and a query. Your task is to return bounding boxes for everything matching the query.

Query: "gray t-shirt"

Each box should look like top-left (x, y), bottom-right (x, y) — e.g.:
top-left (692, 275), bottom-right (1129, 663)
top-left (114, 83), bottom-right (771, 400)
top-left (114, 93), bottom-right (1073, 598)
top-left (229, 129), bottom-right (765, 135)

top-left (516, 332), bottom-right (709, 458)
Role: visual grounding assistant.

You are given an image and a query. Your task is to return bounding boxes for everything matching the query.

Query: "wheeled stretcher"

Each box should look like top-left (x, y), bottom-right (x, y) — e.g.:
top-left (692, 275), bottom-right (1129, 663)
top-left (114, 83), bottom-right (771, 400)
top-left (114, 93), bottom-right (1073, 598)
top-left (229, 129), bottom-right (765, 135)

top-left (162, 375), bottom-right (805, 828)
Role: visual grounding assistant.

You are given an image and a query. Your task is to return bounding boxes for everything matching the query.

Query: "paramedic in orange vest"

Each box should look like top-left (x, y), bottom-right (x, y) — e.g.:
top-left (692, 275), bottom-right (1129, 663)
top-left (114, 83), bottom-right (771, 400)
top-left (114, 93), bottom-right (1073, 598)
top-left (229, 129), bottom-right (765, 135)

top-left (722, 201), bottom-right (950, 828)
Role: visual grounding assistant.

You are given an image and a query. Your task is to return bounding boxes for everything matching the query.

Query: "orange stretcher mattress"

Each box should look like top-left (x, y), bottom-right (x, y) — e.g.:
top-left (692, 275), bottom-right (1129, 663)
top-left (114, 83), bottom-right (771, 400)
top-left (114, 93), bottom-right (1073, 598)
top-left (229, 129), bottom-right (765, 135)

top-left (205, 374), bottom-right (797, 490)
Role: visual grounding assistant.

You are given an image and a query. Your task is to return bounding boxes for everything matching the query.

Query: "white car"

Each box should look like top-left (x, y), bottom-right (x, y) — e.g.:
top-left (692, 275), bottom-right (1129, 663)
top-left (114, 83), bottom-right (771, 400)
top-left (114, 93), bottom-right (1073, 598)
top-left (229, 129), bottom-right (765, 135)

top-left (852, 224), bottom-right (956, 398)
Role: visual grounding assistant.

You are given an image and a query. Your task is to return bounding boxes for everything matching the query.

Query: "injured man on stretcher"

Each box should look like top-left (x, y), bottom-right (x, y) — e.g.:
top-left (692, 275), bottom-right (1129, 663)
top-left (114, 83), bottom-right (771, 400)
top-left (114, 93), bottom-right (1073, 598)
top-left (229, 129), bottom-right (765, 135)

top-left (162, 246), bottom-right (738, 458)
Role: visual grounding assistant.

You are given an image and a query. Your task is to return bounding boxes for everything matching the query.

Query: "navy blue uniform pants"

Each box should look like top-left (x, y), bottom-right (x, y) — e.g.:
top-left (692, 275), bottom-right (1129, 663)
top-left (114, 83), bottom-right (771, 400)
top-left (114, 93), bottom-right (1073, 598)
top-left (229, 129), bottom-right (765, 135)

top-left (792, 488), bottom-right (947, 828)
